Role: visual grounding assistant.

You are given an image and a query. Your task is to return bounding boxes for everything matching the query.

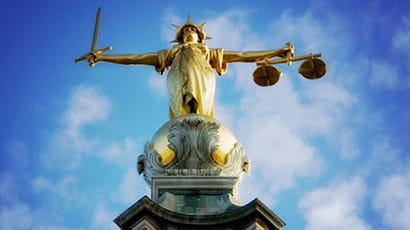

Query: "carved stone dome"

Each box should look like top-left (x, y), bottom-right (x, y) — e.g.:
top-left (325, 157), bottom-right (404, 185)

top-left (138, 114), bottom-right (249, 185)
top-left (152, 114), bottom-right (238, 165)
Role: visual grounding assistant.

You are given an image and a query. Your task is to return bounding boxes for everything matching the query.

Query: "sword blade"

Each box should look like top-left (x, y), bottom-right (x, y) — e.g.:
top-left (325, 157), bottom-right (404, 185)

top-left (91, 7), bottom-right (102, 52)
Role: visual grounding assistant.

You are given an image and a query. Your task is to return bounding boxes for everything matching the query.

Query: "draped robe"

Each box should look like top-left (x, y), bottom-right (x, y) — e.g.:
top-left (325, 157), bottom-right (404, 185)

top-left (156, 43), bottom-right (227, 118)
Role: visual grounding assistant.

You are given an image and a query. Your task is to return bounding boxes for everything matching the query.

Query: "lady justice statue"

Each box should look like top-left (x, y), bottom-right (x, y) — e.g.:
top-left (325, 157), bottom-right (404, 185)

top-left (76, 10), bottom-right (325, 119)
top-left (76, 11), bottom-right (327, 216)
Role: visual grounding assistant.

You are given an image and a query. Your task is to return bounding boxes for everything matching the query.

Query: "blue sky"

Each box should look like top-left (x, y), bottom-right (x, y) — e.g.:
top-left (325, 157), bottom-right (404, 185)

top-left (1, 0), bottom-right (410, 229)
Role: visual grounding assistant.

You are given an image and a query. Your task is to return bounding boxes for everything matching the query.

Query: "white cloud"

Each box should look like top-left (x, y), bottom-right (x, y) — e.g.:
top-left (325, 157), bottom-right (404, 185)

top-left (101, 138), bottom-right (139, 165)
top-left (35, 84), bottom-right (148, 226)
top-left (360, 137), bottom-right (402, 178)
top-left (302, 81), bottom-right (353, 108)
top-left (240, 176), bottom-right (276, 205)
top-left (161, 8), bottom-right (184, 42)
top-left (205, 9), bottom-right (256, 50)
top-left (372, 137), bottom-right (399, 161)
top-left (90, 205), bottom-right (118, 230)
top-left (0, 203), bottom-right (33, 230)
top-left (339, 129), bottom-right (361, 160)
top-left (268, 10), bottom-right (350, 57)
top-left (0, 179), bottom-right (78, 230)
top-left (42, 86), bottom-right (111, 170)
top-left (116, 169), bottom-right (148, 204)
top-left (299, 177), bottom-right (370, 230)
top-left (0, 173), bottom-right (19, 204)
top-left (373, 172), bottom-right (410, 230)
top-left (392, 17), bottom-right (410, 54)
top-left (32, 175), bottom-right (86, 208)
top-left (239, 115), bottom-right (323, 205)
top-left (300, 81), bottom-right (353, 135)
top-left (43, 131), bottom-right (97, 170)
top-left (0, 202), bottom-right (78, 230)
top-left (234, 69), bottom-right (349, 204)
top-left (5, 140), bottom-right (28, 171)
top-left (147, 74), bottom-right (167, 97)
top-left (369, 60), bottom-right (399, 89)
top-left (63, 86), bottom-right (111, 138)
top-left (214, 101), bottom-right (236, 131)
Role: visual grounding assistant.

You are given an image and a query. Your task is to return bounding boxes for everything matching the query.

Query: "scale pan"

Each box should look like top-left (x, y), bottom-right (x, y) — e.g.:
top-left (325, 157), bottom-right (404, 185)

top-left (253, 65), bottom-right (282, 87)
top-left (298, 58), bottom-right (327, 80)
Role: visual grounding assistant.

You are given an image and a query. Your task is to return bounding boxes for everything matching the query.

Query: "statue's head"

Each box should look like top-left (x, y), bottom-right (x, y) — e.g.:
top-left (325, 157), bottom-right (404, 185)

top-left (172, 16), bottom-right (211, 44)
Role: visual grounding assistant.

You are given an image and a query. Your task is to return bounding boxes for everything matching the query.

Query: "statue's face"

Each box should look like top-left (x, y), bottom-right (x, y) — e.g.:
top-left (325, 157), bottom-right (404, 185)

top-left (182, 26), bottom-right (199, 43)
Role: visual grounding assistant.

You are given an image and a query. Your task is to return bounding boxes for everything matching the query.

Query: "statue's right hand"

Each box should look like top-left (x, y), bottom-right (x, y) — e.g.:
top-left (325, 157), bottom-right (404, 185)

top-left (74, 51), bottom-right (99, 67)
top-left (75, 46), bottom-right (111, 67)
top-left (86, 52), bottom-right (99, 67)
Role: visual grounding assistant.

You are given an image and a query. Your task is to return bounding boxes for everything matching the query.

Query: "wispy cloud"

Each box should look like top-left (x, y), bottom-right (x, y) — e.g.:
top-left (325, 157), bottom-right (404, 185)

top-left (369, 60), bottom-right (399, 89)
top-left (0, 179), bottom-right (78, 230)
top-left (0, 203), bottom-right (34, 230)
top-left (91, 204), bottom-right (118, 230)
top-left (0, 173), bottom-right (20, 205)
top-left (147, 74), bottom-right (167, 97)
top-left (42, 86), bottom-right (111, 170)
top-left (299, 177), bottom-right (370, 230)
top-left (161, 8), bottom-right (184, 42)
top-left (205, 9), bottom-right (254, 50)
top-left (268, 10), bottom-right (350, 56)
top-left (393, 17), bottom-right (410, 56)
top-left (62, 86), bottom-right (111, 138)
top-left (373, 171), bottom-right (410, 230)
top-left (339, 129), bottom-right (361, 160)
top-left (239, 114), bottom-right (324, 205)
top-left (5, 141), bottom-right (29, 171)
top-left (32, 175), bottom-right (87, 208)
top-left (115, 168), bottom-right (148, 205)
top-left (101, 138), bottom-right (140, 166)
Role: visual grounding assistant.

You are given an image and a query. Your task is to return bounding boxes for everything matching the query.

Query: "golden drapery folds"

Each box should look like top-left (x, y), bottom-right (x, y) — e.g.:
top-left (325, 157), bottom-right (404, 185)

top-left (156, 43), bottom-right (226, 119)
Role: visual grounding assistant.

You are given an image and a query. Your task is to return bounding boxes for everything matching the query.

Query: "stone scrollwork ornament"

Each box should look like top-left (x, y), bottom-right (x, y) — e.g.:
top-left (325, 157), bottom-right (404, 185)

top-left (138, 116), bottom-right (250, 185)
top-left (167, 116), bottom-right (220, 169)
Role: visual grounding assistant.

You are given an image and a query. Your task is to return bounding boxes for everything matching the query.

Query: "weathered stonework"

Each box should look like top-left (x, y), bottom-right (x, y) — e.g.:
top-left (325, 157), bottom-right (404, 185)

top-left (138, 115), bottom-right (250, 186)
top-left (116, 114), bottom-right (285, 229)
top-left (114, 196), bottom-right (286, 230)
top-left (151, 176), bottom-right (241, 214)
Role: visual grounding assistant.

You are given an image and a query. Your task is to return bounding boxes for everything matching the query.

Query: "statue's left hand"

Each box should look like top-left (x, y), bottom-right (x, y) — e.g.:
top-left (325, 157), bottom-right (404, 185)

top-left (277, 44), bottom-right (294, 58)
top-left (283, 42), bottom-right (295, 58)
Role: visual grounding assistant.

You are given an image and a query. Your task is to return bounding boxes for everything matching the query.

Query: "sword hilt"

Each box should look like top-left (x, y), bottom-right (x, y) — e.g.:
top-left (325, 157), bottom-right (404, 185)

top-left (74, 46), bottom-right (112, 65)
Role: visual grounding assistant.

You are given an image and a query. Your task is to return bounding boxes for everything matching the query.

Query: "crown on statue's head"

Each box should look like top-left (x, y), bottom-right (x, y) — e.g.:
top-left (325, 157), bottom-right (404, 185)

top-left (171, 16), bottom-right (212, 43)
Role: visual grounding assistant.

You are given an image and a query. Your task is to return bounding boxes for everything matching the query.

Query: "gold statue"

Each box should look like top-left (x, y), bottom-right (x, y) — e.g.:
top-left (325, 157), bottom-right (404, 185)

top-left (76, 10), bottom-right (326, 119)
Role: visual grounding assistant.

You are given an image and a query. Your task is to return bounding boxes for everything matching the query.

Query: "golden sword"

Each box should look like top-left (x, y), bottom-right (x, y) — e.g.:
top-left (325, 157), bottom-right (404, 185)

top-left (75, 8), bottom-right (112, 66)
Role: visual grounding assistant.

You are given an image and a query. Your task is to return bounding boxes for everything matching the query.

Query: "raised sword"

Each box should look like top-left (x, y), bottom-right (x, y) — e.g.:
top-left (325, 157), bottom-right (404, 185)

top-left (75, 8), bottom-right (112, 66)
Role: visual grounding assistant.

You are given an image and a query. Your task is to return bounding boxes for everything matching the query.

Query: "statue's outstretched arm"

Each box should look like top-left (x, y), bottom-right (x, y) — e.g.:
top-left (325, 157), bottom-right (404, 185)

top-left (87, 52), bottom-right (160, 67)
top-left (223, 47), bottom-right (292, 63)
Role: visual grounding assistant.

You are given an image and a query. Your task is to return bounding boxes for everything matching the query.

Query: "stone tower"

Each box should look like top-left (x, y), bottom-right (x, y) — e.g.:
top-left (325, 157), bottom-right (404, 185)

top-left (114, 114), bottom-right (286, 230)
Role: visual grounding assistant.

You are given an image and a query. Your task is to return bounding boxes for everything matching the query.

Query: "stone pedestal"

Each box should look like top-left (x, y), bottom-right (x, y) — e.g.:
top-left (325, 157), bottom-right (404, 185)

top-left (152, 176), bottom-right (240, 215)
top-left (116, 114), bottom-right (286, 229)
top-left (114, 196), bottom-right (285, 230)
